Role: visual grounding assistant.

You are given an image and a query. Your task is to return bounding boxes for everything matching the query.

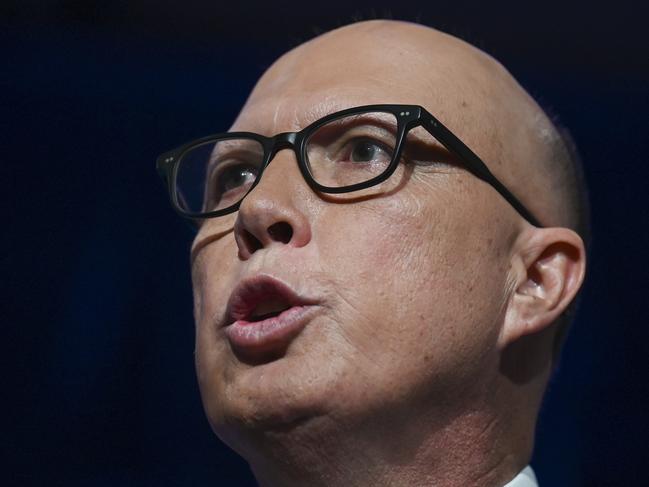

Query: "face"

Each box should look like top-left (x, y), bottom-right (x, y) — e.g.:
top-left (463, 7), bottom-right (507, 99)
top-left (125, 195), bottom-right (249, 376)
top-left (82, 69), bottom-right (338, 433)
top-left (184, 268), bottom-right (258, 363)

top-left (191, 22), bottom-right (525, 457)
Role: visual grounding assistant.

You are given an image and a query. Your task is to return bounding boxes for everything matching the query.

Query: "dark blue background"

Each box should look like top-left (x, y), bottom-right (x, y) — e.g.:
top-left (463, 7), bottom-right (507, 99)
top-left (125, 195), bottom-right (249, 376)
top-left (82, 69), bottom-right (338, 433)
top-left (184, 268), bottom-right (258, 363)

top-left (4, 1), bottom-right (648, 486)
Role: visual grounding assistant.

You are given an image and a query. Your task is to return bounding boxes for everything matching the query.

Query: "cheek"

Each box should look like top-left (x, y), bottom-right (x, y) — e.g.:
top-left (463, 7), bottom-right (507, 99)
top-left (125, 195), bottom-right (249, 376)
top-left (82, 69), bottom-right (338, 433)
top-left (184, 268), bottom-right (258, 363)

top-left (312, 197), bottom-right (438, 358)
top-left (191, 242), bottom-right (231, 328)
top-left (313, 188), bottom-right (510, 387)
top-left (318, 198), bottom-right (428, 276)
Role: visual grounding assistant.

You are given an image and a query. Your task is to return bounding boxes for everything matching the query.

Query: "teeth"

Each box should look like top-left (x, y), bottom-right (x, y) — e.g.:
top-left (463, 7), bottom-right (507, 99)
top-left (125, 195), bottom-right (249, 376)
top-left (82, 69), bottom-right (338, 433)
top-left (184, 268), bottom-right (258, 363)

top-left (250, 298), bottom-right (291, 319)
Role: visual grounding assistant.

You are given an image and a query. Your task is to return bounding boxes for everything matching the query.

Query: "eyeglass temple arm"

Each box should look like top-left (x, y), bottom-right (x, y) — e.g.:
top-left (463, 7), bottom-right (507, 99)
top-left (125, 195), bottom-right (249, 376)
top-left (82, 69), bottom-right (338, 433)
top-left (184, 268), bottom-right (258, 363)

top-left (419, 112), bottom-right (543, 228)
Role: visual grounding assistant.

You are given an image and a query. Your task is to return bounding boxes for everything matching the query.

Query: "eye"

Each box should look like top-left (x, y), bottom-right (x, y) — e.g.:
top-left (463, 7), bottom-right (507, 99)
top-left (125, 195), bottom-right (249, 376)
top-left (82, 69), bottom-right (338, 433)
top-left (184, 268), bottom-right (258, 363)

top-left (345, 139), bottom-right (392, 165)
top-left (206, 162), bottom-right (258, 209)
top-left (218, 164), bottom-right (257, 192)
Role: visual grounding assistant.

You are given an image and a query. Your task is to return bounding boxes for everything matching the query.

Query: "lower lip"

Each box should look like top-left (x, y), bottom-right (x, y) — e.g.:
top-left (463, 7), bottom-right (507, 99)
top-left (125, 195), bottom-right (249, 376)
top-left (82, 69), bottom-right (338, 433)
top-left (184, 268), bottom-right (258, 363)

top-left (225, 305), bottom-right (318, 353)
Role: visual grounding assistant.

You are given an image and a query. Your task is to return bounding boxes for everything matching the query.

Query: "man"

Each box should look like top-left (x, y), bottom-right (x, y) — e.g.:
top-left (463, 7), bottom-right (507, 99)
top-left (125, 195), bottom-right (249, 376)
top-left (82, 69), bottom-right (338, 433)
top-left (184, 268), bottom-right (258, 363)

top-left (158, 20), bottom-right (588, 486)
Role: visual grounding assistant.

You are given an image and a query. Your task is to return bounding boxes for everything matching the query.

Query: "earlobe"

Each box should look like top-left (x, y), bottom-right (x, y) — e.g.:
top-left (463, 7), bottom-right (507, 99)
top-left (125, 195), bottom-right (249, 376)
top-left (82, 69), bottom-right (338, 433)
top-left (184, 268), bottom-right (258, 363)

top-left (499, 227), bottom-right (586, 349)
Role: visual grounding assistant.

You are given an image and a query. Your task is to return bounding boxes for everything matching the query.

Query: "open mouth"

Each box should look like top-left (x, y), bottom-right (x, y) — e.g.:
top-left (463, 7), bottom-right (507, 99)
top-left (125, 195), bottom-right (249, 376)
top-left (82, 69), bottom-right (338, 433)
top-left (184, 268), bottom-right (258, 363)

top-left (223, 275), bottom-right (321, 364)
top-left (225, 274), bottom-right (318, 326)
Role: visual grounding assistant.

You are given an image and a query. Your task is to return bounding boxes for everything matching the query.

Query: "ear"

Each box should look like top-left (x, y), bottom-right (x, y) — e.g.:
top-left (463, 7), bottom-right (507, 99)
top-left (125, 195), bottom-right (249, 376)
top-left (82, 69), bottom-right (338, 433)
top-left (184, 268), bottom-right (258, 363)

top-left (499, 226), bottom-right (586, 349)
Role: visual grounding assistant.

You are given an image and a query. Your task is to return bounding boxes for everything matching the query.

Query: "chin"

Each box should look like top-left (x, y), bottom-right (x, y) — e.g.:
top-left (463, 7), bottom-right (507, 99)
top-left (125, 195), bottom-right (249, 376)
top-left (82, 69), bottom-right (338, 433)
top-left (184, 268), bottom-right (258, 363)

top-left (205, 352), bottom-right (332, 434)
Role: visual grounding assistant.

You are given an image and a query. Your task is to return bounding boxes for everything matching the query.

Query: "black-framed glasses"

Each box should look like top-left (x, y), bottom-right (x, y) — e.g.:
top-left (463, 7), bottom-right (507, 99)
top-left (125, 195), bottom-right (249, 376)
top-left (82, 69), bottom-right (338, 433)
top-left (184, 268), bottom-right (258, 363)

top-left (157, 104), bottom-right (542, 227)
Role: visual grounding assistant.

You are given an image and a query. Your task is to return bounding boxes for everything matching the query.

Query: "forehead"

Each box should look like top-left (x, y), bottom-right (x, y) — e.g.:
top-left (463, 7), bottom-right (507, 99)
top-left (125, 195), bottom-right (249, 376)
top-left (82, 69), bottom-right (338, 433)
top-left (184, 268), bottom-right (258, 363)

top-left (231, 25), bottom-right (488, 135)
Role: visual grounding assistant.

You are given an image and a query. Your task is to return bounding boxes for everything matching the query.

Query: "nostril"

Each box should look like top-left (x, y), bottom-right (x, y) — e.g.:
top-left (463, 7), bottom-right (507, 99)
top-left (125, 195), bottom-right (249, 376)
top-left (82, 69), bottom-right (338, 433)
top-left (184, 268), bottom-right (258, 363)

top-left (242, 229), bottom-right (263, 254)
top-left (267, 221), bottom-right (293, 244)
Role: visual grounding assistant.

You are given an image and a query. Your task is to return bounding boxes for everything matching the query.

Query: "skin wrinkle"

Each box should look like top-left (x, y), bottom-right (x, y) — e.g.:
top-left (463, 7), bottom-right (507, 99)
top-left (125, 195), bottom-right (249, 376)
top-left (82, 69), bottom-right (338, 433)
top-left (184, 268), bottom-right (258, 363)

top-left (190, 20), bottom-right (587, 487)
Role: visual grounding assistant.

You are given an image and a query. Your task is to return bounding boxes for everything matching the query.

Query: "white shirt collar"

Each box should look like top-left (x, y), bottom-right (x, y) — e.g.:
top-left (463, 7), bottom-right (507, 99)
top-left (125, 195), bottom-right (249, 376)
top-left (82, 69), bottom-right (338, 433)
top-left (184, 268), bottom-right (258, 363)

top-left (502, 466), bottom-right (538, 487)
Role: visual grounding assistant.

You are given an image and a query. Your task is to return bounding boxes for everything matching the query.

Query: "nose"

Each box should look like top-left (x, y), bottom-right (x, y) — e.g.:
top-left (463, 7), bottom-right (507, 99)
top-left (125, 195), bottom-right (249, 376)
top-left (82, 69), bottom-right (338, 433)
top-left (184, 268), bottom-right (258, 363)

top-left (233, 149), bottom-right (313, 259)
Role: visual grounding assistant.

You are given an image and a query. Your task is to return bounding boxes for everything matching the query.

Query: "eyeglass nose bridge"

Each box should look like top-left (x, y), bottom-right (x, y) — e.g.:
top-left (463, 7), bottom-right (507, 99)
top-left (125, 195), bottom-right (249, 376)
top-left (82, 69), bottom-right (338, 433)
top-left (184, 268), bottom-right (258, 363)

top-left (266, 131), bottom-right (299, 162)
top-left (254, 131), bottom-right (303, 186)
top-left (243, 131), bottom-right (303, 199)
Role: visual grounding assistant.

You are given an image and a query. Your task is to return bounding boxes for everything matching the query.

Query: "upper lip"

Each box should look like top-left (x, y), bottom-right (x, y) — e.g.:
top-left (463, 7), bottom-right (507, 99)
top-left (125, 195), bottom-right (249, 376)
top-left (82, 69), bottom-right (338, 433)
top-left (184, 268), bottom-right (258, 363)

top-left (224, 274), bottom-right (319, 325)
